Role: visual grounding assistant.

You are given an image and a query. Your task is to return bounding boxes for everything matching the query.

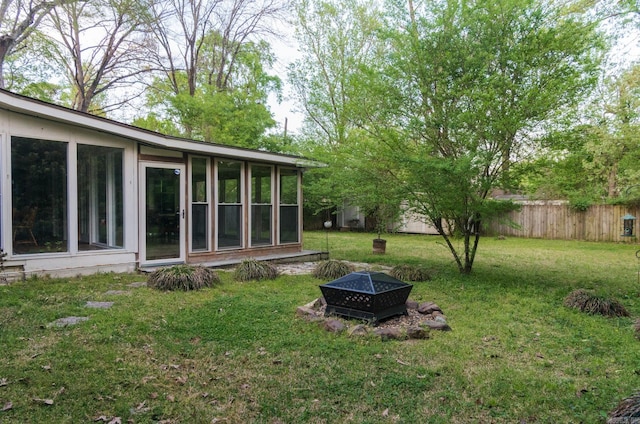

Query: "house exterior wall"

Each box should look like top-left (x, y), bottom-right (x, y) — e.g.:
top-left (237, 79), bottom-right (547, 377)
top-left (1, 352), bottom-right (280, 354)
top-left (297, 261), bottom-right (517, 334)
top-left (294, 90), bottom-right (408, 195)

top-left (0, 96), bottom-right (306, 280)
top-left (1, 110), bottom-right (139, 279)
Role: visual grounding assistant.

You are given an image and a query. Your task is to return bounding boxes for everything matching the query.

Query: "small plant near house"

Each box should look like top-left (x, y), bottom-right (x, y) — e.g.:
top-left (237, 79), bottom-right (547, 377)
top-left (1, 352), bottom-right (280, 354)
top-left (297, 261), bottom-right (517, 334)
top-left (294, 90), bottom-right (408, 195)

top-left (0, 248), bottom-right (7, 284)
top-left (313, 260), bottom-right (354, 280)
top-left (147, 265), bottom-right (220, 291)
top-left (389, 264), bottom-right (431, 282)
top-left (563, 289), bottom-right (630, 317)
top-left (234, 259), bottom-right (279, 282)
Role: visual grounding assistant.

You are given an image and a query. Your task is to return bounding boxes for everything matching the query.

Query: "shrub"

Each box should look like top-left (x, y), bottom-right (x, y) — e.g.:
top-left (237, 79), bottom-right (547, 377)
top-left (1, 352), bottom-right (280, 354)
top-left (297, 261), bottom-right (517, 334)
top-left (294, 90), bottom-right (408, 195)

top-left (313, 260), bottom-right (355, 280)
top-left (563, 289), bottom-right (629, 317)
top-left (389, 264), bottom-right (431, 282)
top-left (148, 265), bottom-right (220, 291)
top-left (234, 259), bottom-right (279, 282)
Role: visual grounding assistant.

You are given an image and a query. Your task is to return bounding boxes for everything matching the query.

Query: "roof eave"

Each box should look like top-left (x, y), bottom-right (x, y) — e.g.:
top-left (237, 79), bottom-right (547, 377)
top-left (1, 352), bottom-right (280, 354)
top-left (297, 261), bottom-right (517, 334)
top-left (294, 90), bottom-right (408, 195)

top-left (0, 89), bottom-right (322, 168)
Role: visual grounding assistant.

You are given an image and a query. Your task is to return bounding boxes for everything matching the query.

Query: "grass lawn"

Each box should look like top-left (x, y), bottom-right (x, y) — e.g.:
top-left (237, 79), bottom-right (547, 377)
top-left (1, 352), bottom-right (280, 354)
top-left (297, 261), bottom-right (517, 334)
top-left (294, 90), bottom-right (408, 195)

top-left (1, 231), bottom-right (639, 423)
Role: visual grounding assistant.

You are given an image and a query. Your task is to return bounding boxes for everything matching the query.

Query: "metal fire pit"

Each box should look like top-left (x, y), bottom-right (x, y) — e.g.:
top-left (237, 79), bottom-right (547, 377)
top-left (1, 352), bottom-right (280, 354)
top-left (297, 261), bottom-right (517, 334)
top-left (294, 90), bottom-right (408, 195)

top-left (319, 271), bottom-right (413, 324)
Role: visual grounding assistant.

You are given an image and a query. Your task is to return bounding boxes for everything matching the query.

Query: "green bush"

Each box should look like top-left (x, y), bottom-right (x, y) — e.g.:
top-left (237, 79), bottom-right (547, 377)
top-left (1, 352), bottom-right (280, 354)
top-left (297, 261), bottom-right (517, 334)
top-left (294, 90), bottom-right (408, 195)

top-left (563, 289), bottom-right (629, 317)
top-left (148, 265), bottom-right (220, 291)
top-left (234, 259), bottom-right (279, 282)
top-left (389, 264), bottom-right (431, 282)
top-left (313, 260), bottom-right (355, 280)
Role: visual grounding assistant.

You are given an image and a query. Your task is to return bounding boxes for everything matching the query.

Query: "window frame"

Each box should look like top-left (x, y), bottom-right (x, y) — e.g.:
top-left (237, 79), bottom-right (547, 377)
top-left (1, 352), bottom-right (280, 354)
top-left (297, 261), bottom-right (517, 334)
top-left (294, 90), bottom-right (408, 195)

top-left (278, 167), bottom-right (301, 245)
top-left (215, 159), bottom-right (245, 251)
top-left (6, 134), bottom-right (132, 258)
top-left (249, 163), bottom-right (274, 247)
top-left (189, 156), bottom-right (211, 253)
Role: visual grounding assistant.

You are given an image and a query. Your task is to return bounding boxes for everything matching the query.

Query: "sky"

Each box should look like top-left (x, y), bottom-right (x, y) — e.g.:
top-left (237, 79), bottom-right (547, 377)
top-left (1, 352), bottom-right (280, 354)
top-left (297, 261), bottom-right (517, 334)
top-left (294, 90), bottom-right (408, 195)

top-left (266, 32), bottom-right (305, 136)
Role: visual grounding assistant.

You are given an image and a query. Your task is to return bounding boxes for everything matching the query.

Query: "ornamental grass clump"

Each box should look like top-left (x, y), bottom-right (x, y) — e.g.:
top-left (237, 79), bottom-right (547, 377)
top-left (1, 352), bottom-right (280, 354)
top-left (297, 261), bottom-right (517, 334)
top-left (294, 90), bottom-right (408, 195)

top-left (313, 260), bottom-right (354, 280)
top-left (234, 259), bottom-right (279, 282)
top-left (563, 289), bottom-right (629, 317)
top-left (607, 391), bottom-right (640, 422)
top-left (148, 265), bottom-right (220, 291)
top-left (389, 264), bottom-right (431, 282)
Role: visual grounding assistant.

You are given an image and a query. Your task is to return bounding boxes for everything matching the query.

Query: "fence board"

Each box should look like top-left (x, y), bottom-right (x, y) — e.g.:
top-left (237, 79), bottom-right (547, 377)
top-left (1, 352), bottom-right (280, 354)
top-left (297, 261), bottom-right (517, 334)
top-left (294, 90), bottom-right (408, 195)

top-left (484, 203), bottom-right (640, 242)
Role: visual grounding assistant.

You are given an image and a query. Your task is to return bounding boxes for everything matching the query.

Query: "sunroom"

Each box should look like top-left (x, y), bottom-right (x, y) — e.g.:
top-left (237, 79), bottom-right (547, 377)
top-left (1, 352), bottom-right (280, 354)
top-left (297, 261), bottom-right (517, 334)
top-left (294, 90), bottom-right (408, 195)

top-left (0, 90), bottom-right (320, 279)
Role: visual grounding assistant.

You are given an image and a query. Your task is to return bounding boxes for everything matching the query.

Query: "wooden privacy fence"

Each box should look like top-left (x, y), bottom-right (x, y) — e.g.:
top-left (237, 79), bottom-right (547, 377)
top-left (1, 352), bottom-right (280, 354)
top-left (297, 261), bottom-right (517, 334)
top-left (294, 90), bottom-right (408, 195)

top-left (485, 202), bottom-right (640, 242)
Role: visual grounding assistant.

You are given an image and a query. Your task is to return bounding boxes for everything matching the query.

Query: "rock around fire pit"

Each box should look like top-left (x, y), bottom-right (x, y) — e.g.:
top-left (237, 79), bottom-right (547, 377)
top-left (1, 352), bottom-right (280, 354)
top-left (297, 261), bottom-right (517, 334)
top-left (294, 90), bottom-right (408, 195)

top-left (296, 297), bottom-right (451, 341)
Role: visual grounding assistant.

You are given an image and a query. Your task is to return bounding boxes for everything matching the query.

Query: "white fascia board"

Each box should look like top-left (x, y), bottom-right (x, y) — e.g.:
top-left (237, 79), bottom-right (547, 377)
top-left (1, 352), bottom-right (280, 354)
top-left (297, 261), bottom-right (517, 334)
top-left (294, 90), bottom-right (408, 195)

top-left (0, 90), bottom-right (321, 168)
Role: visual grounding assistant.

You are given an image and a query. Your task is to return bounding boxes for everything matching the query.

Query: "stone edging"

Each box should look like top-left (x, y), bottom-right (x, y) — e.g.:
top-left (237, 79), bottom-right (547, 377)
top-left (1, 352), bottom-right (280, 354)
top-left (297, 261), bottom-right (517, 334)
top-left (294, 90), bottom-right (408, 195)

top-left (296, 297), bottom-right (451, 341)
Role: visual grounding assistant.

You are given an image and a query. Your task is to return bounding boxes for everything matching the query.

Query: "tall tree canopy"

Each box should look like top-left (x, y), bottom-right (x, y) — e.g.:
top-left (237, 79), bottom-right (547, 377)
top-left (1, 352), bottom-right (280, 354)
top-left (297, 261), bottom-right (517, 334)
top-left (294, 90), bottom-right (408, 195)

top-left (46, 0), bottom-right (154, 113)
top-left (133, 0), bottom-right (286, 149)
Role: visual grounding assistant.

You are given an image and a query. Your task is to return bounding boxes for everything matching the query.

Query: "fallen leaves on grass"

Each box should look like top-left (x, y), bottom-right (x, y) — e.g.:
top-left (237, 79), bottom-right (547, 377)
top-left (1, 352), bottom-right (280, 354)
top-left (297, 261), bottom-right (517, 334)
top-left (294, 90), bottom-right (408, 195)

top-left (2, 402), bottom-right (12, 411)
top-left (33, 386), bottom-right (65, 406)
top-left (94, 415), bottom-right (122, 423)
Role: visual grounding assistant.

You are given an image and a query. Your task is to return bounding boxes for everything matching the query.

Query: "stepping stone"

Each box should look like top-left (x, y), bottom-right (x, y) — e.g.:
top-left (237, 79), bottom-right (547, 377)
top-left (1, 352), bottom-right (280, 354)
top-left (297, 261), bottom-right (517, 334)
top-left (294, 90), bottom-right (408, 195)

top-left (104, 290), bottom-right (128, 295)
top-left (128, 282), bottom-right (147, 288)
top-left (85, 301), bottom-right (114, 309)
top-left (47, 316), bottom-right (89, 327)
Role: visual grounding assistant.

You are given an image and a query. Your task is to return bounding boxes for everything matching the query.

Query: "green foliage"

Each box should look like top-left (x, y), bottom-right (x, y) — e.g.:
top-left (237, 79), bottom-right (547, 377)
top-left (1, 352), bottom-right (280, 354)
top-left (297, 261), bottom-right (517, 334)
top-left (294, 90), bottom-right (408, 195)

top-left (635, 318), bottom-right (640, 340)
top-left (137, 36), bottom-right (281, 149)
top-left (233, 259), bottom-right (279, 281)
top-left (568, 195), bottom-right (593, 211)
top-left (297, 0), bottom-right (604, 274)
top-left (147, 265), bottom-right (220, 291)
top-left (312, 260), bottom-right (355, 280)
top-left (389, 264), bottom-right (431, 282)
top-left (563, 289), bottom-right (630, 317)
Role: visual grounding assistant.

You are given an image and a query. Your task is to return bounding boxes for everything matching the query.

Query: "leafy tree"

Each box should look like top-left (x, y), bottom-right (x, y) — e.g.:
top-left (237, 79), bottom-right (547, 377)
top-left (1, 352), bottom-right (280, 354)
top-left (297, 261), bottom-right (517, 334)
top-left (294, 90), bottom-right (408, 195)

top-left (288, 0), bottom-right (387, 217)
top-left (352, 0), bottom-right (603, 273)
top-left (0, 0), bottom-right (78, 88)
top-left (2, 29), bottom-right (62, 101)
top-left (135, 0), bottom-right (286, 148)
top-left (510, 126), bottom-right (599, 202)
top-left (135, 37), bottom-right (281, 149)
top-left (515, 63), bottom-right (640, 205)
top-left (582, 64), bottom-right (640, 198)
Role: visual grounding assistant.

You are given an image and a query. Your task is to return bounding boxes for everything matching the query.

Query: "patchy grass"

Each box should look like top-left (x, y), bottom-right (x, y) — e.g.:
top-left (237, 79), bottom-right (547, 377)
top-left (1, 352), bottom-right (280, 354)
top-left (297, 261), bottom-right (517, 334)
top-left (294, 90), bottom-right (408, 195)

top-left (0, 233), bottom-right (638, 423)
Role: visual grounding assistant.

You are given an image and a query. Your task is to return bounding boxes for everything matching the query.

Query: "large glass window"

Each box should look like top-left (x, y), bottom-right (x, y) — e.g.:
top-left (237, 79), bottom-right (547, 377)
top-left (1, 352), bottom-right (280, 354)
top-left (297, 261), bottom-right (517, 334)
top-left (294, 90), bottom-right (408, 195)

top-left (217, 161), bottom-right (242, 249)
top-left (279, 169), bottom-right (299, 244)
top-left (251, 165), bottom-right (272, 246)
top-left (78, 145), bottom-right (124, 250)
top-left (191, 157), bottom-right (209, 251)
top-left (11, 137), bottom-right (68, 254)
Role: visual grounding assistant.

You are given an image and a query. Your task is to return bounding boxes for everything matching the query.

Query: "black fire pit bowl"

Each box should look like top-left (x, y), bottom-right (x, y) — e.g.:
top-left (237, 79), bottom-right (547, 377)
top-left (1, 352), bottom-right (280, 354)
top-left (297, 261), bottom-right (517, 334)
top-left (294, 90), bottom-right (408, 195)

top-left (319, 271), bottom-right (413, 324)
